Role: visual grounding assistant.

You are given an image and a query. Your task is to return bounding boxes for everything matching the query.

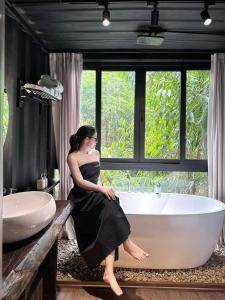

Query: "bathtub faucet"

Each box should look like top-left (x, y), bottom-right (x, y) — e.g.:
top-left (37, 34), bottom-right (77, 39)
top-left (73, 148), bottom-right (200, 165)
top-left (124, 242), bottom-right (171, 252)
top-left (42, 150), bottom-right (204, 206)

top-left (126, 174), bottom-right (131, 192)
top-left (154, 183), bottom-right (161, 194)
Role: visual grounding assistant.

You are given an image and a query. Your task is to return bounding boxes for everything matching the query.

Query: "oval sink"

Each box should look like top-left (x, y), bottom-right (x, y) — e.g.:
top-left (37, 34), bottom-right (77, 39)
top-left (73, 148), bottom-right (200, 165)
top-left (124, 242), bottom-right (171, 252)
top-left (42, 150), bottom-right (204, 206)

top-left (3, 191), bottom-right (56, 243)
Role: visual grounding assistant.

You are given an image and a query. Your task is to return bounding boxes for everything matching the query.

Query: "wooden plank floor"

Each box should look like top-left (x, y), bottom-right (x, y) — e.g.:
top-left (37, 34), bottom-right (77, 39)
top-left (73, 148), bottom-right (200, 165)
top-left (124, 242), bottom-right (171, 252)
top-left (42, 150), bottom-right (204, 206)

top-left (57, 286), bottom-right (225, 300)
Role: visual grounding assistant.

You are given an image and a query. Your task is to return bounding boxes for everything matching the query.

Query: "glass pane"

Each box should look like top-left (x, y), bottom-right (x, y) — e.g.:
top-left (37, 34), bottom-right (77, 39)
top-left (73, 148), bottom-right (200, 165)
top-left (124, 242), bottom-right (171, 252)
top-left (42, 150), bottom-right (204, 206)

top-left (101, 71), bottom-right (135, 158)
top-left (186, 70), bottom-right (209, 160)
top-left (145, 71), bottom-right (180, 159)
top-left (80, 70), bottom-right (96, 127)
top-left (101, 170), bottom-right (208, 196)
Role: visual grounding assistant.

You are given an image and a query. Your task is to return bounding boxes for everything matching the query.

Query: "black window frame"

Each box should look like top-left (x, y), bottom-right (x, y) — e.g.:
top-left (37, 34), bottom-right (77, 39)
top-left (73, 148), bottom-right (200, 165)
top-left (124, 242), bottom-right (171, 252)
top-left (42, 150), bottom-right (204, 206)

top-left (82, 62), bottom-right (210, 172)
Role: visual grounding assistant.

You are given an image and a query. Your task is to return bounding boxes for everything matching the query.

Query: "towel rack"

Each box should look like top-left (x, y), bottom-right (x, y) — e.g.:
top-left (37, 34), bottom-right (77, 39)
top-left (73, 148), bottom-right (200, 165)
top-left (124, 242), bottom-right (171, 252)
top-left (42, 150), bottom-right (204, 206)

top-left (17, 80), bottom-right (61, 107)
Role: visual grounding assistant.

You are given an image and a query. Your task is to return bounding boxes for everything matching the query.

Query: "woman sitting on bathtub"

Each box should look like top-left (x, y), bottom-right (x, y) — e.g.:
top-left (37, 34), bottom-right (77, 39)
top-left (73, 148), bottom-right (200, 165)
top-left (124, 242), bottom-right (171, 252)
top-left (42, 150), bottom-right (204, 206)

top-left (67, 125), bottom-right (149, 296)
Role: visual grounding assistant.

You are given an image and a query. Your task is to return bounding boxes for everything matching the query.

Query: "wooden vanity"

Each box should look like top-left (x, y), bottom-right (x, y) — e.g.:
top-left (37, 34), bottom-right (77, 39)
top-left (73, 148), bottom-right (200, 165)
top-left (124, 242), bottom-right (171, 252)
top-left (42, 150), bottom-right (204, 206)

top-left (3, 200), bottom-right (74, 300)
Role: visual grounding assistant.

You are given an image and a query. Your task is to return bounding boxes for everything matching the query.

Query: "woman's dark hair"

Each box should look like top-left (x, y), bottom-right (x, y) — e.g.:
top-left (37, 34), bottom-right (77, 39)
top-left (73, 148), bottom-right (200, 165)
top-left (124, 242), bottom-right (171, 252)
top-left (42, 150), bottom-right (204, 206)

top-left (68, 125), bottom-right (96, 154)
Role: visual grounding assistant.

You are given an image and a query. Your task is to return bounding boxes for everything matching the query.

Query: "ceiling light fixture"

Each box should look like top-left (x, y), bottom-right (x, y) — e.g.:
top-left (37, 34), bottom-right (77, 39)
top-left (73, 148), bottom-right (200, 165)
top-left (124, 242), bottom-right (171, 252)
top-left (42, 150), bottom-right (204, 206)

top-left (201, 1), bottom-right (212, 26)
top-left (136, 34), bottom-right (164, 46)
top-left (151, 0), bottom-right (159, 26)
top-left (102, 1), bottom-right (110, 26)
top-left (136, 1), bottom-right (164, 46)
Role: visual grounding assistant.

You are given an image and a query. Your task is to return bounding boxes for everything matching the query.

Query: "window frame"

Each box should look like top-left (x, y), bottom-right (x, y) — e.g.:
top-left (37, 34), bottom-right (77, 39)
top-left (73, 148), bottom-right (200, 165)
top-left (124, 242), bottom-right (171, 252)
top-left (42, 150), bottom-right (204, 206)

top-left (82, 63), bottom-right (210, 172)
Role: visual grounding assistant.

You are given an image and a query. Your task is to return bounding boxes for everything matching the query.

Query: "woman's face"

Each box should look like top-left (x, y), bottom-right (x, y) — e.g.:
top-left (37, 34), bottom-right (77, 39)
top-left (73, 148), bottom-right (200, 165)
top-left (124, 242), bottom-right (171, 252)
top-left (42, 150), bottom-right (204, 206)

top-left (87, 132), bottom-right (98, 149)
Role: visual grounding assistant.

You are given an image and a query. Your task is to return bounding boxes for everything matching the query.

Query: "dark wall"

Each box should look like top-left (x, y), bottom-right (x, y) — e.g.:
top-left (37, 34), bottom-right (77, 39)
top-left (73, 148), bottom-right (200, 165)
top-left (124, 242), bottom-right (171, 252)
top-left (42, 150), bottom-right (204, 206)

top-left (3, 15), bottom-right (50, 191)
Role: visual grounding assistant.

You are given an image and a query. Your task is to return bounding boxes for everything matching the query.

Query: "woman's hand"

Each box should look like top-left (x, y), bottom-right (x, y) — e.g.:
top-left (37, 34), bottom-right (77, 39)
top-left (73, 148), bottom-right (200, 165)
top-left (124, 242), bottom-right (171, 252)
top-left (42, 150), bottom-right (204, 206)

top-left (99, 186), bottom-right (116, 201)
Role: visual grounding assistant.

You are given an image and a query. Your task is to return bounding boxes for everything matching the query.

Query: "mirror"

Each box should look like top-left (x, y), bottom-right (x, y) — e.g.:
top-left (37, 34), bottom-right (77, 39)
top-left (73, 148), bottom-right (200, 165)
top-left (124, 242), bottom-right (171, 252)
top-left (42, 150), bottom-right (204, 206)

top-left (3, 88), bottom-right (9, 145)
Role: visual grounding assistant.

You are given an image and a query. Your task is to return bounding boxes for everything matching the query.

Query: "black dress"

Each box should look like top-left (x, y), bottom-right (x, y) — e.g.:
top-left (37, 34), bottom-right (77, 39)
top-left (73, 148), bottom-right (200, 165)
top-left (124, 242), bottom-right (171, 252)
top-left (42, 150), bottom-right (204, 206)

top-left (67, 161), bottom-right (131, 269)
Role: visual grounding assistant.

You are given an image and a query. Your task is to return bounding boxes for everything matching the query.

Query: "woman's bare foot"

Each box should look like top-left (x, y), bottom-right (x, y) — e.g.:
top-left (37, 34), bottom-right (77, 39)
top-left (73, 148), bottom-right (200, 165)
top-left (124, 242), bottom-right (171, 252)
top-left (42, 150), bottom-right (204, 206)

top-left (103, 270), bottom-right (123, 296)
top-left (123, 239), bottom-right (149, 261)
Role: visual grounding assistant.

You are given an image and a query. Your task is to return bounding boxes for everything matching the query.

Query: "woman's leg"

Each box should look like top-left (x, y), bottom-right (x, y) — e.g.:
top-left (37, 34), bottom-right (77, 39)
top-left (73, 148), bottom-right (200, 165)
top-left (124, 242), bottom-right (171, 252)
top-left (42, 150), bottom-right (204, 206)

top-left (123, 237), bottom-right (149, 260)
top-left (103, 250), bottom-right (123, 296)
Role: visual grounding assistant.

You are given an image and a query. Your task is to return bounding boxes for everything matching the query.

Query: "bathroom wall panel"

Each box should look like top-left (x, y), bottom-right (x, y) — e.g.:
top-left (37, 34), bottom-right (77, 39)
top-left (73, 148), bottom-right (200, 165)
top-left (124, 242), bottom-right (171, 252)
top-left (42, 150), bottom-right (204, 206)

top-left (3, 15), bottom-right (51, 191)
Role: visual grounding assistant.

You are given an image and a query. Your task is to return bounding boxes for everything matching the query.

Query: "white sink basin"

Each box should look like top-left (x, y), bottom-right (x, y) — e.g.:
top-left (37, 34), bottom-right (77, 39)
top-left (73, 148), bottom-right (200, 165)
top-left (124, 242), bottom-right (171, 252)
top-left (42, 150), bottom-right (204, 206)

top-left (3, 191), bottom-right (56, 243)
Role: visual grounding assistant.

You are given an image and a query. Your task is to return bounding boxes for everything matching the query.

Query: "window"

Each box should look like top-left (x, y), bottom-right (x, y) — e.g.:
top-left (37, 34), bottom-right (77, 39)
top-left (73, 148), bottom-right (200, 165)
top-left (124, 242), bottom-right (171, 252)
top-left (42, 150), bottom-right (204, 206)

top-left (80, 67), bottom-right (209, 177)
top-left (101, 71), bottom-right (135, 158)
top-left (145, 71), bottom-right (180, 159)
top-left (80, 70), bottom-right (96, 127)
top-left (186, 70), bottom-right (210, 160)
top-left (100, 170), bottom-right (208, 196)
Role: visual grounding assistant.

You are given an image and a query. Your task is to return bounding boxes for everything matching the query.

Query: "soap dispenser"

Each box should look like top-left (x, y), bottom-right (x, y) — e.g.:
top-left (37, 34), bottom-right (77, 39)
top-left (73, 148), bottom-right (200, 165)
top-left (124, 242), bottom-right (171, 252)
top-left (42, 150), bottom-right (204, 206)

top-left (36, 173), bottom-right (45, 190)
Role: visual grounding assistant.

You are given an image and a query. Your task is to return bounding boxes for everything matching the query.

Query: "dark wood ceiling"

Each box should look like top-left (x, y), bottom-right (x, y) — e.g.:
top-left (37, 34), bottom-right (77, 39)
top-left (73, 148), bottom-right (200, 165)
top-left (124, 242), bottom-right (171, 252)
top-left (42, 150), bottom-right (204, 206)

top-left (7, 0), bottom-right (225, 52)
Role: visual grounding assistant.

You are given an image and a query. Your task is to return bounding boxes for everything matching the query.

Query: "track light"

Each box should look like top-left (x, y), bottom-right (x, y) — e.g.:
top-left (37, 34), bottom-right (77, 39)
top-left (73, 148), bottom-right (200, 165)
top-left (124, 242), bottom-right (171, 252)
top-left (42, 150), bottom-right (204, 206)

top-left (201, 2), bottom-right (212, 26)
top-left (102, 1), bottom-right (110, 26)
top-left (151, 1), bottom-right (159, 26)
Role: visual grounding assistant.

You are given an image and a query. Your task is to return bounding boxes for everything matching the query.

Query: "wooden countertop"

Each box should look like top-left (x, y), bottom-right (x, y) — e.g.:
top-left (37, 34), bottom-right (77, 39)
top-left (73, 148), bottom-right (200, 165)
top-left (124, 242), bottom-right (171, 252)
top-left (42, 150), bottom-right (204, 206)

top-left (3, 200), bottom-right (74, 300)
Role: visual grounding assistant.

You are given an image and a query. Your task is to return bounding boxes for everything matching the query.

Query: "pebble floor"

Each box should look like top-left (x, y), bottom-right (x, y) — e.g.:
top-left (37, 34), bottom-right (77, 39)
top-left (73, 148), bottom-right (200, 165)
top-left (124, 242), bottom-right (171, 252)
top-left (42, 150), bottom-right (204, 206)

top-left (57, 238), bottom-right (225, 284)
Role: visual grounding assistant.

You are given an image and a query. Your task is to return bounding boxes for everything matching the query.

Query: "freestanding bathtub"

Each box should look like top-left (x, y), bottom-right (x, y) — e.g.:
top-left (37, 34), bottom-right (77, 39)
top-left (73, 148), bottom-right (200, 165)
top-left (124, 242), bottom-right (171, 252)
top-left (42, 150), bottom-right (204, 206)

top-left (113, 192), bottom-right (225, 269)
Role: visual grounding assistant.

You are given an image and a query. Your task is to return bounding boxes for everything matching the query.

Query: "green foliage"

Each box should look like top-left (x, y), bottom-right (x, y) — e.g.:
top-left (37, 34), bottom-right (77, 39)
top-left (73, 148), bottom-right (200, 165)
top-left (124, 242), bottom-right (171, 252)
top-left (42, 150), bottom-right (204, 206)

top-left (145, 71), bottom-right (180, 159)
top-left (186, 70), bottom-right (209, 159)
top-left (100, 170), bottom-right (208, 196)
top-left (80, 71), bottom-right (96, 127)
top-left (101, 71), bottom-right (135, 158)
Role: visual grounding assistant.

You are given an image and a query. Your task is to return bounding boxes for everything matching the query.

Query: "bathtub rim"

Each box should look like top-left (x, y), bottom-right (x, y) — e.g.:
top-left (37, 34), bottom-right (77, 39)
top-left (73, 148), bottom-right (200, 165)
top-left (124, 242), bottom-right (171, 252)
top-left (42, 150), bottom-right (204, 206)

top-left (116, 191), bottom-right (225, 216)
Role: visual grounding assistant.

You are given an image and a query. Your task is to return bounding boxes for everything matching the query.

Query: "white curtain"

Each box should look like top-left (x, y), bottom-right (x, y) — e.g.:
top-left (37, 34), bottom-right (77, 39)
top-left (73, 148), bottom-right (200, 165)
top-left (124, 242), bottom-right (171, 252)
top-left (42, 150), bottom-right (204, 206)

top-left (49, 53), bottom-right (83, 239)
top-left (208, 53), bottom-right (225, 243)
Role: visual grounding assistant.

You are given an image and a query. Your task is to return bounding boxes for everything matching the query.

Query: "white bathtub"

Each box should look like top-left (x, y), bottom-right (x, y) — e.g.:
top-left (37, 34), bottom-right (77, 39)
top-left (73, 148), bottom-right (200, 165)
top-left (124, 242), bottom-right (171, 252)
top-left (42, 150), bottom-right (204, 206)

top-left (114, 192), bottom-right (225, 269)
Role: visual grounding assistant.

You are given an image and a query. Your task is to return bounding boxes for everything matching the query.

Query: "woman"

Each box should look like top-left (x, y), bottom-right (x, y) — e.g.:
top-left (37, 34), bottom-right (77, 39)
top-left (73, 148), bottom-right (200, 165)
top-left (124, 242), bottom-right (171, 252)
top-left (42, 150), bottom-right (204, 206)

top-left (67, 125), bottom-right (149, 296)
